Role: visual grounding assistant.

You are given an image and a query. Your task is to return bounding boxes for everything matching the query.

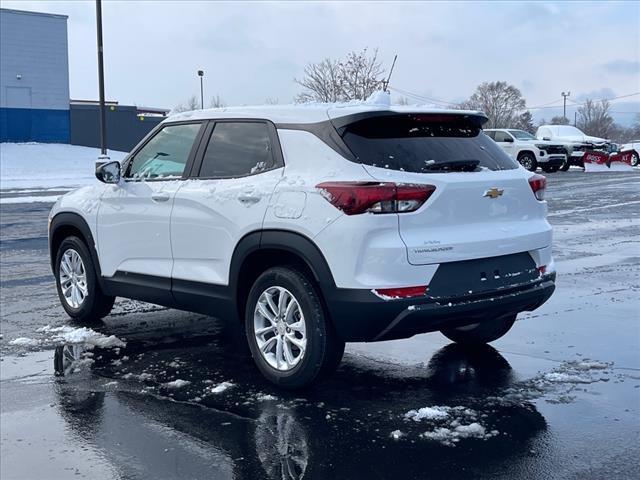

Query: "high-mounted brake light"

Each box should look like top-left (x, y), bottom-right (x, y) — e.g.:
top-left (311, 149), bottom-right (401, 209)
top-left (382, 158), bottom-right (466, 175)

top-left (528, 174), bottom-right (546, 201)
top-left (316, 182), bottom-right (436, 215)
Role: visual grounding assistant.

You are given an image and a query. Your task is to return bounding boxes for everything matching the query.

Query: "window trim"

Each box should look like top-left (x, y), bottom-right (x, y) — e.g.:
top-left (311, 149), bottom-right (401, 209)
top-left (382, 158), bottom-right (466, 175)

top-left (121, 120), bottom-right (207, 182)
top-left (189, 118), bottom-right (285, 180)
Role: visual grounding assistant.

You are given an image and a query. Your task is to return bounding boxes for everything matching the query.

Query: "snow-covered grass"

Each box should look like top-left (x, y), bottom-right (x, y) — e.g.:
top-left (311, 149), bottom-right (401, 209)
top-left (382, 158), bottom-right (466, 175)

top-left (0, 143), bottom-right (127, 191)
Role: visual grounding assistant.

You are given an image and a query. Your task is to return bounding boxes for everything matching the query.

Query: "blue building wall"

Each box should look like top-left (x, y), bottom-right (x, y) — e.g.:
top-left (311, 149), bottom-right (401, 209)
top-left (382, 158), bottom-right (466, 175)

top-left (0, 8), bottom-right (70, 143)
top-left (0, 108), bottom-right (70, 142)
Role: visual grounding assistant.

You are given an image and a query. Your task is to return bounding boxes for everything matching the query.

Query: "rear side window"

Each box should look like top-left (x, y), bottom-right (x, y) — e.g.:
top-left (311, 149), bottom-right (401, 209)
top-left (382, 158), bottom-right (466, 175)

top-left (341, 114), bottom-right (518, 173)
top-left (199, 122), bottom-right (275, 178)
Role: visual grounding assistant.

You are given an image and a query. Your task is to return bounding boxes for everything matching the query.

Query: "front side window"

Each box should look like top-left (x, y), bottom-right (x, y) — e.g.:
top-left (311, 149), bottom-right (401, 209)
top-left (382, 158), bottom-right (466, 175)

top-left (199, 122), bottom-right (274, 178)
top-left (126, 123), bottom-right (201, 179)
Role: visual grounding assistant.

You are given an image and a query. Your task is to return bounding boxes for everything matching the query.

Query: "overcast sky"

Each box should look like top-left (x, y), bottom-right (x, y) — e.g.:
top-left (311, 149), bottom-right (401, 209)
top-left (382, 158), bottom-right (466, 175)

top-left (3, 1), bottom-right (639, 122)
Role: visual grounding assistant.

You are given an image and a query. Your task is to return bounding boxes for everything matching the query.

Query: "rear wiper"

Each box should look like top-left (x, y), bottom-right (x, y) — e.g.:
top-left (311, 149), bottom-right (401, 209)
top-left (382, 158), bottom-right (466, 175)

top-left (421, 159), bottom-right (480, 172)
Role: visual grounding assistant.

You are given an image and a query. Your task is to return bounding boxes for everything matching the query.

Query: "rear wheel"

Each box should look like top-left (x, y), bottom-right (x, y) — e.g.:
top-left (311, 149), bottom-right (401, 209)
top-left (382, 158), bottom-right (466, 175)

top-left (245, 267), bottom-right (345, 388)
top-left (55, 236), bottom-right (114, 323)
top-left (541, 165), bottom-right (559, 173)
top-left (441, 314), bottom-right (516, 345)
top-left (560, 158), bottom-right (571, 171)
top-left (518, 153), bottom-right (537, 172)
top-left (631, 151), bottom-right (639, 167)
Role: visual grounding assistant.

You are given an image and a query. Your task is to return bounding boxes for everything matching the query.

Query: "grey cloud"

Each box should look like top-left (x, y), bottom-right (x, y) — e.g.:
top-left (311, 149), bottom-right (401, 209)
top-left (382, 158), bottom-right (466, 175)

top-left (601, 60), bottom-right (640, 75)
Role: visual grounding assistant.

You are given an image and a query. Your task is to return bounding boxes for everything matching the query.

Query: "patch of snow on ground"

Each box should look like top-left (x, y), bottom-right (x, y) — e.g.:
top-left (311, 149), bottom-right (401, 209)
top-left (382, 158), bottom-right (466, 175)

top-left (422, 423), bottom-right (497, 447)
top-left (8, 337), bottom-right (39, 347)
top-left (390, 430), bottom-right (404, 440)
top-left (163, 379), bottom-right (191, 389)
top-left (36, 325), bottom-right (125, 348)
top-left (209, 381), bottom-right (234, 394)
top-left (256, 393), bottom-right (278, 401)
top-left (543, 372), bottom-right (594, 384)
top-left (404, 406), bottom-right (452, 421)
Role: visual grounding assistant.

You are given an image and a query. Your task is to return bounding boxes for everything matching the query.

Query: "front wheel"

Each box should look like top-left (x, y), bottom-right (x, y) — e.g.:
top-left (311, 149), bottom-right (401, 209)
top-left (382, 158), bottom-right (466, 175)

top-left (441, 314), bottom-right (516, 345)
top-left (518, 153), bottom-right (537, 172)
top-left (560, 159), bottom-right (571, 171)
top-left (245, 267), bottom-right (345, 388)
top-left (55, 236), bottom-right (115, 323)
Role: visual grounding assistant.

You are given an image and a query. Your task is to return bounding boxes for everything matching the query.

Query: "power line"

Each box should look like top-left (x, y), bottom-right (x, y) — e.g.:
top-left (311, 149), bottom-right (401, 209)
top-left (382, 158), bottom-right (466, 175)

top-left (527, 92), bottom-right (640, 110)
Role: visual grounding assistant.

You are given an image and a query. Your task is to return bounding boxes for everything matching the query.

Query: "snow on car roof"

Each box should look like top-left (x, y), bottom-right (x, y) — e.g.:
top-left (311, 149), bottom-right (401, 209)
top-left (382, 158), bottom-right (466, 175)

top-left (166, 102), bottom-right (486, 126)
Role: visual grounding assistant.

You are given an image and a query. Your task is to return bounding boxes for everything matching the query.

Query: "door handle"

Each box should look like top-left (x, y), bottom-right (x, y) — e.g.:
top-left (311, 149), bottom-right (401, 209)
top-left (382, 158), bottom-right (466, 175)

top-left (151, 192), bottom-right (171, 202)
top-left (238, 194), bottom-right (261, 204)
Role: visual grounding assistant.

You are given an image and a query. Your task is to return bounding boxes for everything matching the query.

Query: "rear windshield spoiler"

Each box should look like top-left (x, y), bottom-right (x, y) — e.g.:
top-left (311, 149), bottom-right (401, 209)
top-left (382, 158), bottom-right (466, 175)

top-left (330, 110), bottom-right (489, 134)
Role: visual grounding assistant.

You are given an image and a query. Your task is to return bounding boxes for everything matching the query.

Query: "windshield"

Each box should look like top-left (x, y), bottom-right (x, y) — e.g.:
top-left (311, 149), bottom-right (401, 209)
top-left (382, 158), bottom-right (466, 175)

top-left (341, 114), bottom-right (518, 173)
top-left (508, 130), bottom-right (536, 140)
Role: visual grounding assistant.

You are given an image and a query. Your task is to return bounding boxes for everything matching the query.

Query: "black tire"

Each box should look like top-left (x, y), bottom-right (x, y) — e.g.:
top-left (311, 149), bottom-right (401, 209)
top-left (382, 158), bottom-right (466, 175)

top-left (518, 153), bottom-right (537, 172)
top-left (631, 152), bottom-right (639, 167)
top-left (245, 266), bottom-right (344, 388)
top-left (55, 236), bottom-right (115, 323)
top-left (541, 165), bottom-right (559, 173)
top-left (440, 314), bottom-right (516, 345)
top-left (560, 159), bottom-right (571, 171)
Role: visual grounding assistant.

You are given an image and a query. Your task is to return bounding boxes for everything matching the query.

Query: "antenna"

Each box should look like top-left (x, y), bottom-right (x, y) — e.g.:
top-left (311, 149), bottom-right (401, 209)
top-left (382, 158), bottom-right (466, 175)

top-left (382, 54), bottom-right (398, 92)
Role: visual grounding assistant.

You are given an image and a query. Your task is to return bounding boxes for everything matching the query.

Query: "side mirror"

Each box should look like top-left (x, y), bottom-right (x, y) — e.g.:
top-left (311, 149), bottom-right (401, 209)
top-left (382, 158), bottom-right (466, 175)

top-left (96, 161), bottom-right (121, 184)
top-left (542, 137), bottom-right (551, 141)
top-left (503, 137), bottom-right (514, 143)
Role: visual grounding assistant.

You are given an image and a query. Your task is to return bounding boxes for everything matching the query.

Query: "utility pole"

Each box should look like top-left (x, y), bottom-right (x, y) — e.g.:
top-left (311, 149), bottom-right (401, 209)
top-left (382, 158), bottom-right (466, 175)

top-left (561, 91), bottom-right (570, 122)
top-left (198, 70), bottom-right (204, 109)
top-left (96, 0), bottom-right (108, 159)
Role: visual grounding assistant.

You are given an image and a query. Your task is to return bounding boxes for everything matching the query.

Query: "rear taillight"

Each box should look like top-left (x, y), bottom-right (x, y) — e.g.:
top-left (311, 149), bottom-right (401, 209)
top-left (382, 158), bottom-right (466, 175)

top-left (528, 174), bottom-right (546, 201)
top-left (373, 285), bottom-right (428, 299)
top-left (316, 182), bottom-right (436, 215)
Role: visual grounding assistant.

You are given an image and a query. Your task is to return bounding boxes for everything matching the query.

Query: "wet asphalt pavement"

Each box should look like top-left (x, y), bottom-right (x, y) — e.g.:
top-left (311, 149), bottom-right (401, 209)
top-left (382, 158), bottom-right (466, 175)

top-left (1, 171), bottom-right (639, 479)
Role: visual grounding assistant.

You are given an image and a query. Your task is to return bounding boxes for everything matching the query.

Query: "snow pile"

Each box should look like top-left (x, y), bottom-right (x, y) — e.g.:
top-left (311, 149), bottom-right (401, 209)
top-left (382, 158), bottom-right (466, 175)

top-left (422, 422), bottom-right (496, 447)
top-left (0, 143), bottom-right (127, 191)
top-left (37, 325), bottom-right (125, 349)
top-left (163, 379), bottom-right (191, 389)
top-left (402, 405), bottom-right (498, 446)
top-left (404, 406), bottom-right (452, 421)
top-left (208, 381), bottom-right (234, 394)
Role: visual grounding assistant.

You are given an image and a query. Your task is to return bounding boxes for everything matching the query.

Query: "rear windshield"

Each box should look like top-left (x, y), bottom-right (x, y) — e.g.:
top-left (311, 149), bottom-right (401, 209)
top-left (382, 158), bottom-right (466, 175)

top-left (341, 114), bottom-right (518, 173)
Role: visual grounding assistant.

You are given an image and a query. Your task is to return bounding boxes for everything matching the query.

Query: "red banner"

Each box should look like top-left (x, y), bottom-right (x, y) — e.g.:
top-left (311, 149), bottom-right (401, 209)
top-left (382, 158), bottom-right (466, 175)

top-left (582, 151), bottom-right (609, 165)
top-left (609, 151), bottom-right (632, 165)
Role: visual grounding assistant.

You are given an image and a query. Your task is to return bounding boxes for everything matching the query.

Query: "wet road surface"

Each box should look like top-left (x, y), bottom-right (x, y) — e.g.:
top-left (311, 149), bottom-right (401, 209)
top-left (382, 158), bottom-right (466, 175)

top-left (1, 171), bottom-right (639, 479)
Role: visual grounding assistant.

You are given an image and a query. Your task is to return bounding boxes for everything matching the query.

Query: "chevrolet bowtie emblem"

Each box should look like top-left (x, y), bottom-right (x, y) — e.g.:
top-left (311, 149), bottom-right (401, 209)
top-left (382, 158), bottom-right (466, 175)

top-left (484, 188), bottom-right (504, 199)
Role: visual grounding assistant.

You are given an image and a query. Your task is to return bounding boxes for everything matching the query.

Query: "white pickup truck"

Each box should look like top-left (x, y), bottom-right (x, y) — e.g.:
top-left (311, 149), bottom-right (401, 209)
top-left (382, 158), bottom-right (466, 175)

top-left (484, 129), bottom-right (567, 172)
top-left (536, 125), bottom-right (610, 170)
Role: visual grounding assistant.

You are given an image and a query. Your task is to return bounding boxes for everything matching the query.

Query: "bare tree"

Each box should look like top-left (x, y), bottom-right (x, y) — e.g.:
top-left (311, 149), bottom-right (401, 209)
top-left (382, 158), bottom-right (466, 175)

top-left (295, 48), bottom-right (385, 103)
top-left (550, 116), bottom-right (569, 125)
top-left (172, 95), bottom-right (200, 113)
top-left (295, 58), bottom-right (343, 103)
top-left (210, 94), bottom-right (226, 108)
top-left (264, 97), bottom-right (279, 105)
top-left (339, 48), bottom-right (385, 101)
top-left (395, 96), bottom-right (410, 106)
top-left (577, 99), bottom-right (614, 138)
top-left (459, 81), bottom-right (526, 129)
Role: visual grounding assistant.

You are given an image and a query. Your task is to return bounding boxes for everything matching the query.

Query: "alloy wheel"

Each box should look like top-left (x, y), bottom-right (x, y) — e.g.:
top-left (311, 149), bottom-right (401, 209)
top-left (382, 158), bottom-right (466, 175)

top-left (59, 249), bottom-right (88, 309)
top-left (254, 286), bottom-right (307, 371)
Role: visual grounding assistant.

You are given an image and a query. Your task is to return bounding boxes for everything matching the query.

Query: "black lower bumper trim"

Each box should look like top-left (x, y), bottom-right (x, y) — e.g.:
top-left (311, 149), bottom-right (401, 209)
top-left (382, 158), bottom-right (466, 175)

top-left (325, 274), bottom-right (556, 342)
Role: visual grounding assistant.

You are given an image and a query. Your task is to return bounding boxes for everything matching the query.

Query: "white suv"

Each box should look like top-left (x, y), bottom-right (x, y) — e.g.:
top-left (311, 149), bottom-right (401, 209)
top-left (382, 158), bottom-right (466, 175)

top-left (49, 103), bottom-right (556, 388)
top-left (484, 129), bottom-right (567, 173)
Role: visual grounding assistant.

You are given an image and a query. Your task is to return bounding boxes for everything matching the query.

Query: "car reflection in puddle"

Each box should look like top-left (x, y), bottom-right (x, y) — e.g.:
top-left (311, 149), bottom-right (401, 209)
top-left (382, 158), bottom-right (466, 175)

top-left (53, 329), bottom-right (547, 480)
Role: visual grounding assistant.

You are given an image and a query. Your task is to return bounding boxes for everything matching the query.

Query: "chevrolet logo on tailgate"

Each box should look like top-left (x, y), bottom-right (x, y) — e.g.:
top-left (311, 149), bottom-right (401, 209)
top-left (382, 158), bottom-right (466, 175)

top-left (484, 187), bottom-right (504, 199)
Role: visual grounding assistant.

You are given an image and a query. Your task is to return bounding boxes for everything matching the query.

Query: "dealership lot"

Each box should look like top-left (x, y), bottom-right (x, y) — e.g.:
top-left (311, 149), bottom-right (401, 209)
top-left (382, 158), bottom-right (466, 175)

top-left (1, 170), bottom-right (639, 479)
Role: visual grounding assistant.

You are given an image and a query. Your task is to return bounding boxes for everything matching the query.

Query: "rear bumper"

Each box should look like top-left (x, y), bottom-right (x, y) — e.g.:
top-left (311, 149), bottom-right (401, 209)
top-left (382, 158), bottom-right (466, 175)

top-left (324, 273), bottom-right (556, 342)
